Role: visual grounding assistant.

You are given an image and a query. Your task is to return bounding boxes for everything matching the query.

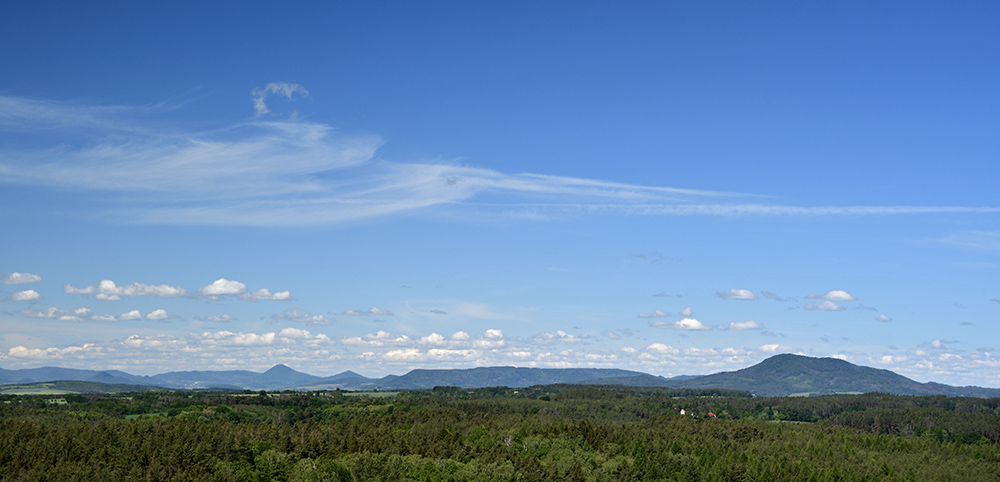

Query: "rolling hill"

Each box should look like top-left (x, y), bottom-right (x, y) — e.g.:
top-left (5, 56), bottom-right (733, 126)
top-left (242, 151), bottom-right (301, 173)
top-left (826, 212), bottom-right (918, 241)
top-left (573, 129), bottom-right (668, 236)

top-left (664, 354), bottom-right (1000, 397)
top-left (4, 355), bottom-right (1000, 396)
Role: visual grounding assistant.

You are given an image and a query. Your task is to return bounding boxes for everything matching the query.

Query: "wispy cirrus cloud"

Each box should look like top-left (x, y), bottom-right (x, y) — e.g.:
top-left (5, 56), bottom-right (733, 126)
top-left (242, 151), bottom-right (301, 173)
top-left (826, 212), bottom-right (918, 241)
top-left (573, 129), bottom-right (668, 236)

top-left (343, 307), bottom-right (395, 316)
top-left (4, 91), bottom-right (1000, 227)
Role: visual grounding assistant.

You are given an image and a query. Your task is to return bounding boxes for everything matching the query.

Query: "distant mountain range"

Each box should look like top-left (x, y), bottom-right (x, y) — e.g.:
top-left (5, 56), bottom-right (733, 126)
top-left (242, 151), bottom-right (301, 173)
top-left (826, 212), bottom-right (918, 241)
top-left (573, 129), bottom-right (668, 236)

top-left (3, 354), bottom-right (999, 397)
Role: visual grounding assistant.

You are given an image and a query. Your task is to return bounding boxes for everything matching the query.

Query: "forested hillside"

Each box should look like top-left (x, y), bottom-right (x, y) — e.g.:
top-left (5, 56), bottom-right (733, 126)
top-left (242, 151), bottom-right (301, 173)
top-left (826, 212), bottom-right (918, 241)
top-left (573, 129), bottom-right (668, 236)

top-left (1, 385), bottom-right (998, 481)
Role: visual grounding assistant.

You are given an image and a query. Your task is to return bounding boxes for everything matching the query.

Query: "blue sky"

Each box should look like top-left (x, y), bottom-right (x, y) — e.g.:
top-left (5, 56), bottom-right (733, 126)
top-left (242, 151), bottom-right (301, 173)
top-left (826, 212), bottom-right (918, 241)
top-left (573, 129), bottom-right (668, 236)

top-left (2, 2), bottom-right (999, 386)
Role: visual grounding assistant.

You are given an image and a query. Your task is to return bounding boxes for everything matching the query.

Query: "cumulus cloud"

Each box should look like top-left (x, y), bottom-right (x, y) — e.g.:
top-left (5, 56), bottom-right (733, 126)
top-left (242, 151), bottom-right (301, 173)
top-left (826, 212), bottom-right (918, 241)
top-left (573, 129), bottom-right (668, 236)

top-left (2, 272), bottom-right (42, 284)
top-left (196, 278), bottom-right (290, 301)
top-left (146, 309), bottom-right (171, 320)
top-left (721, 320), bottom-right (763, 330)
top-left (807, 290), bottom-right (857, 301)
top-left (198, 314), bottom-right (235, 323)
top-left (198, 278), bottom-right (247, 299)
top-left (531, 330), bottom-right (582, 345)
top-left (716, 289), bottom-right (757, 300)
top-left (10, 289), bottom-right (41, 301)
top-left (241, 288), bottom-right (292, 301)
top-left (473, 329), bottom-right (505, 349)
top-left (652, 317), bottom-right (710, 330)
top-left (646, 343), bottom-right (680, 356)
top-left (758, 344), bottom-right (794, 353)
top-left (419, 333), bottom-right (447, 346)
top-left (637, 309), bottom-right (670, 319)
top-left (119, 310), bottom-right (142, 321)
top-left (339, 330), bottom-right (411, 347)
top-left (679, 307), bottom-right (693, 317)
top-left (875, 314), bottom-right (891, 322)
top-left (17, 307), bottom-right (93, 322)
top-left (90, 314), bottom-right (117, 322)
top-left (270, 309), bottom-right (332, 326)
top-left (64, 279), bottom-right (186, 301)
top-left (251, 82), bottom-right (310, 117)
top-left (805, 300), bottom-right (845, 311)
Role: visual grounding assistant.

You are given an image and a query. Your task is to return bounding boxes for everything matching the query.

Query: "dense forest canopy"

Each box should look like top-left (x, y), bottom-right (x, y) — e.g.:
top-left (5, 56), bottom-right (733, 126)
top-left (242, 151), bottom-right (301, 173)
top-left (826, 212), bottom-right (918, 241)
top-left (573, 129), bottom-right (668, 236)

top-left (1, 384), bottom-right (999, 481)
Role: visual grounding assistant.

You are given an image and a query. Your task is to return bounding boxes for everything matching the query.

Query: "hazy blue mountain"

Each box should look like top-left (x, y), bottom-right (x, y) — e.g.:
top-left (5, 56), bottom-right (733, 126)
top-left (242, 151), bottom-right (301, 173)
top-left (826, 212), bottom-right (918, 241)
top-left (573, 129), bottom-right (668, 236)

top-left (4, 355), bottom-right (1000, 396)
top-left (0, 366), bottom-right (124, 385)
top-left (668, 354), bottom-right (1000, 397)
top-left (374, 366), bottom-right (648, 389)
top-left (321, 370), bottom-right (367, 382)
top-left (153, 364), bottom-right (321, 390)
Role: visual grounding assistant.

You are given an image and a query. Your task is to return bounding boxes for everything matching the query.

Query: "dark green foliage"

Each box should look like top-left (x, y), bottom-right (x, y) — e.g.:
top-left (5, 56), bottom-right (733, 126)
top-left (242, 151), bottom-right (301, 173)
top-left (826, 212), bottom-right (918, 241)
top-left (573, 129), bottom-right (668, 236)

top-left (0, 388), bottom-right (998, 481)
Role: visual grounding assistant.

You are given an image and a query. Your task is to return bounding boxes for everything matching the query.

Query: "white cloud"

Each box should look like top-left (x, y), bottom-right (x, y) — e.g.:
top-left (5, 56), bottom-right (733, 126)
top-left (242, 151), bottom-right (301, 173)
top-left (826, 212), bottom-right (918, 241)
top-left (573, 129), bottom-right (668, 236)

top-left (717, 289), bottom-right (757, 300)
top-left (723, 320), bottom-right (763, 330)
top-left (17, 307), bottom-right (93, 322)
top-left (807, 290), bottom-right (857, 301)
top-left (63, 279), bottom-right (187, 301)
top-left (119, 309), bottom-right (142, 321)
top-left (197, 278), bottom-right (246, 299)
top-left (472, 329), bottom-right (505, 348)
top-left (637, 309), bottom-right (670, 319)
top-left (200, 314), bottom-right (235, 323)
top-left (270, 309), bottom-right (332, 326)
top-left (419, 333), bottom-right (447, 346)
top-left (251, 82), bottom-right (310, 117)
top-left (531, 330), bottom-right (582, 345)
top-left (652, 317), bottom-right (710, 330)
top-left (277, 327), bottom-right (314, 339)
top-left (875, 314), bottom-right (891, 322)
top-left (673, 318), bottom-right (711, 330)
top-left (645, 343), bottom-right (679, 356)
top-left (90, 314), bottom-right (117, 322)
top-left (450, 331), bottom-right (470, 341)
top-left (339, 330), bottom-right (410, 347)
top-left (805, 300), bottom-right (845, 311)
top-left (2, 272), bottom-right (42, 284)
top-left (7, 95), bottom-right (1000, 227)
top-left (146, 309), bottom-right (170, 320)
top-left (680, 306), bottom-right (693, 317)
top-left (241, 288), bottom-right (292, 301)
top-left (10, 289), bottom-right (41, 301)
top-left (383, 348), bottom-right (422, 361)
top-left (758, 344), bottom-right (793, 353)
